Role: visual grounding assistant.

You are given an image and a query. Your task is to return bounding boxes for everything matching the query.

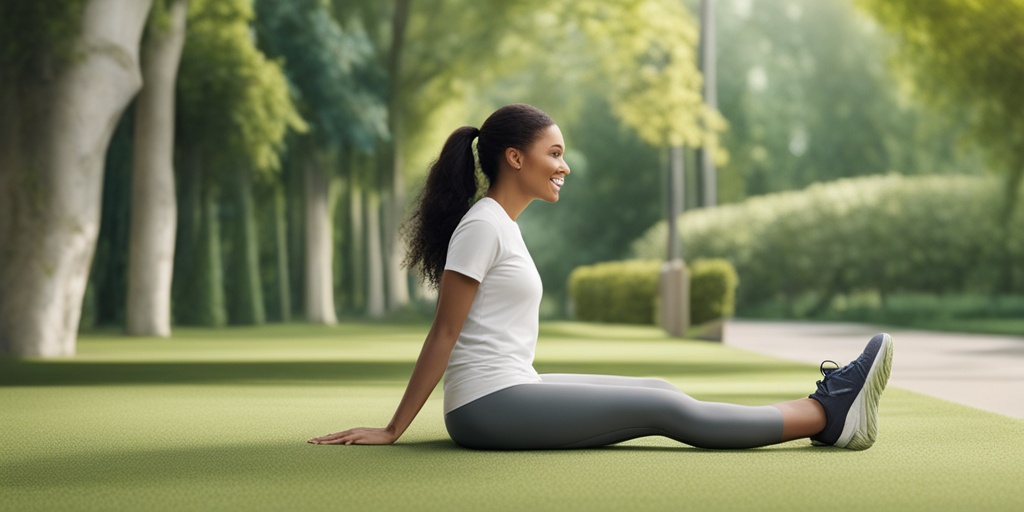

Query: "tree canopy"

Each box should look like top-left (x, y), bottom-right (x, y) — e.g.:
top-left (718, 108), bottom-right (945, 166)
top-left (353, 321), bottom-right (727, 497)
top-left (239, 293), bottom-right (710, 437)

top-left (575, 0), bottom-right (725, 153)
top-left (177, 0), bottom-right (305, 174)
top-left (858, 0), bottom-right (1024, 202)
top-left (254, 0), bottom-right (387, 152)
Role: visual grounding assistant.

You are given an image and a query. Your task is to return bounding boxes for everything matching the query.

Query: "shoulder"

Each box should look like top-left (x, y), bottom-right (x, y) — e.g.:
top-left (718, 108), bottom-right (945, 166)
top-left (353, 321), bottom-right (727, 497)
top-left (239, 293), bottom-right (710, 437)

top-left (455, 199), bottom-right (506, 235)
top-left (464, 198), bottom-right (506, 223)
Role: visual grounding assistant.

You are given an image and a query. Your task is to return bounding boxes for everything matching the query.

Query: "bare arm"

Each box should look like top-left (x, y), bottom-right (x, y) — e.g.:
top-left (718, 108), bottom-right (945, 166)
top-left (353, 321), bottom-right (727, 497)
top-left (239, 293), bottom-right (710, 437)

top-left (307, 270), bottom-right (479, 445)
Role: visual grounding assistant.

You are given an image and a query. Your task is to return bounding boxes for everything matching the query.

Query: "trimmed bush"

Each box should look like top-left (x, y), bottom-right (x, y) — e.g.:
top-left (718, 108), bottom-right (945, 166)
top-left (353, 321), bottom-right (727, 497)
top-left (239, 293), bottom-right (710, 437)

top-left (568, 258), bottom-right (739, 325)
top-left (631, 175), bottom-right (1024, 312)
top-left (690, 259), bottom-right (739, 325)
top-left (569, 260), bottom-right (661, 324)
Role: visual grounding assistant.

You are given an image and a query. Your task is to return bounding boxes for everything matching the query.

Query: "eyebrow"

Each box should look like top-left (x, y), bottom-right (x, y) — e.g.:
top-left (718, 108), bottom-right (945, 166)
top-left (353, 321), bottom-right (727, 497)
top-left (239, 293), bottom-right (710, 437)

top-left (550, 144), bottom-right (564, 150)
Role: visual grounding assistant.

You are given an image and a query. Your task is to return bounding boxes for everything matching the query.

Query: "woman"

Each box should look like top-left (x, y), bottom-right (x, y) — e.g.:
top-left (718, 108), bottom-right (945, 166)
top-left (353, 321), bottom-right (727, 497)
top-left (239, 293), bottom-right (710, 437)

top-left (308, 103), bottom-right (893, 451)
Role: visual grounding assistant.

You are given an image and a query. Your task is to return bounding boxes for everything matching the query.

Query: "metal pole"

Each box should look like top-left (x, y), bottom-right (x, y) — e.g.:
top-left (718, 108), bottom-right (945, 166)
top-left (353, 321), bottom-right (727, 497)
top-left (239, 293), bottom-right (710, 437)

top-left (660, 145), bottom-right (689, 337)
top-left (668, 145), bottom-right (684, 260)
top-left (699, 0), bottom-right (718, 208)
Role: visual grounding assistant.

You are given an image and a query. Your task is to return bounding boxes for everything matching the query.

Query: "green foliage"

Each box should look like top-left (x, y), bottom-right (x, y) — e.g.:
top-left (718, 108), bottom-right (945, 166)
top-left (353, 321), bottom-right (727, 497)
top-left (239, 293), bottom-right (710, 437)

top-left (253, 0), bottom-right (387, 152)
top-left (632, 174), bottom-right (1024, 313)
top-left (568, 258), bottom-right (739, 326)
top-left (800, 292), bottom-right (1024, 327)
top-left (146, 0), bottom-right (175, 35)
top-left (177, 0), bottom-right (306, 174)
top-left (689, 259), bottom-right (738, 325)
top-left (569, 260), bottom-right (662, 324)
top-left (857, 0), bottom-right (1024, 207)
top-left (504, 0), bottom-right (983, 318)
top-left (0, 0), bottom-right (88, 80)
top-left (713, 0), bottom-right (982, 202)
top-left (568, 0), bottom-right (725, 153)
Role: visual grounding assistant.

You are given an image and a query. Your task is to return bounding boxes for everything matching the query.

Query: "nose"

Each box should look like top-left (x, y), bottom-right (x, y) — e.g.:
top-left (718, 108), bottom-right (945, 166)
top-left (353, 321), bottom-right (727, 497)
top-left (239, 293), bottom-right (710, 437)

top-left (562, 161), bottom-right (571, 175)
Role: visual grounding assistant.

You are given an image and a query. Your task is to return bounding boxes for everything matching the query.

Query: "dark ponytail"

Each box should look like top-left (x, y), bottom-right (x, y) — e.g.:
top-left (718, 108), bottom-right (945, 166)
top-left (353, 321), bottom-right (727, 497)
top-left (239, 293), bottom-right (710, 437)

top-left (403, 126), bottom-right (481, 289)
top-left (404, 104), bottom-right (554, 288)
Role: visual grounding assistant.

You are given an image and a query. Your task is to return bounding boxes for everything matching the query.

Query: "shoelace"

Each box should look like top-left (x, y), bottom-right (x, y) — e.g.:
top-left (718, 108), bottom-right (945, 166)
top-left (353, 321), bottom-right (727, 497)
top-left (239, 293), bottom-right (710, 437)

top-left (819, 360), bottom-right (840, 377)
top-left (815, 360), bottom-right (853, 396)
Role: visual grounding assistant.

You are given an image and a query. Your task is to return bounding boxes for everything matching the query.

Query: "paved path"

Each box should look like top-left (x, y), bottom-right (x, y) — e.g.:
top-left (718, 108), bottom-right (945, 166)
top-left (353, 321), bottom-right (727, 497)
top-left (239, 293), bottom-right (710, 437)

top-left (723, 319), bottom-right (1024, 419)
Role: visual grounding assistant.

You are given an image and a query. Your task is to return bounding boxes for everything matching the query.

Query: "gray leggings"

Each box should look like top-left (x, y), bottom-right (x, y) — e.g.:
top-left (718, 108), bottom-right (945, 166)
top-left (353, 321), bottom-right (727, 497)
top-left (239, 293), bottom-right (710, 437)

top-left (444, 374), bottom-right (784, 450)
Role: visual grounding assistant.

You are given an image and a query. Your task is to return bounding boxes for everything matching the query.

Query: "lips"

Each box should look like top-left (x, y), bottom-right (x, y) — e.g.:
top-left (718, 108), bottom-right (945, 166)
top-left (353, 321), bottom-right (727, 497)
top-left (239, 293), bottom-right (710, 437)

top-left (551, 176), bottom-right (564, 188)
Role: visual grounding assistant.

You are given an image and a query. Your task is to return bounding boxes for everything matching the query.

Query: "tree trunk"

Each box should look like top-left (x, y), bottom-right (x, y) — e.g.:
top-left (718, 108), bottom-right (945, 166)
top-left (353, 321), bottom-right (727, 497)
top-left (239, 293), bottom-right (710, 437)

top-left (366, 192), bottom-right (386, 318)
top-left (126, 0), bottom-right (188, 336)
top-left (198, 182), bottom-right (227, 327)
top-left (333, 173), bottom-right (350, 314)
top-left (383, 0), bottom-right (412, 313)
top-left (385, 176), bottom-right (410, 312)
top-left (225, 166), bottom-right (265, 325)
top-left (273, 188), bottom-right (292, 322)
top-left (0, 0), bottom-right (152, 357)
top-left (304, 156), bottom-right (337, 324)
top-left (171, 148), bottom-right (225, 327)
top-left (349, 184), bottom-right (365, 314)
top-left (172, 145), bottom-right (200, 324)
top-left (285, 158), bottom-right (305, 319)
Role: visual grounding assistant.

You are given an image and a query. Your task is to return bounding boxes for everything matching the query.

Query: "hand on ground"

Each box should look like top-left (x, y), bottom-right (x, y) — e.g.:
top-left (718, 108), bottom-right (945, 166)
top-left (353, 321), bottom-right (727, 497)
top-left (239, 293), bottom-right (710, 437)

top-left (307, 427), bottom-right (397, 445)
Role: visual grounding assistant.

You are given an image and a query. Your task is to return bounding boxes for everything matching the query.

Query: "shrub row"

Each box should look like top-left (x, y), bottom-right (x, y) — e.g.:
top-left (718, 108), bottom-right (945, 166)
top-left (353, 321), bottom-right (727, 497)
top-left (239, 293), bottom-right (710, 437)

top-left (568, 258), bottom-right (738, 325)
top-left (630, 175), bottom-right (1024, 311)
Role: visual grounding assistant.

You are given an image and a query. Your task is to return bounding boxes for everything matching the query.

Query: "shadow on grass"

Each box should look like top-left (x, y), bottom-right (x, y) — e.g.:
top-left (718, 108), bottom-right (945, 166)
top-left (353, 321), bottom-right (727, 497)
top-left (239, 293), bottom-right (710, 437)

top-left (0, 359), bottom-right (812, 387)
top-left (2, 438), bottom-right (833, 490)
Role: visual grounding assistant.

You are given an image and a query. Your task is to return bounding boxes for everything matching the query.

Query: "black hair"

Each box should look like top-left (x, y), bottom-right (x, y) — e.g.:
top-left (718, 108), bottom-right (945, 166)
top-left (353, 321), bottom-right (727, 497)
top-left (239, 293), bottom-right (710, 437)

top-left (403, 103), bottom-right (555, 288)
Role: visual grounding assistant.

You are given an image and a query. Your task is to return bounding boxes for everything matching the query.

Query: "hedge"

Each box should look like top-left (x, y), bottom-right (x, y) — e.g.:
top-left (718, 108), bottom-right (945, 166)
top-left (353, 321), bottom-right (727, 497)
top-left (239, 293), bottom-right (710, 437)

top-left (568, 258), bottom-right (739, 325)
top-left (630, 175), bottom-right (1024, 311)
top-left (690, 259), bottom-right (739, 325)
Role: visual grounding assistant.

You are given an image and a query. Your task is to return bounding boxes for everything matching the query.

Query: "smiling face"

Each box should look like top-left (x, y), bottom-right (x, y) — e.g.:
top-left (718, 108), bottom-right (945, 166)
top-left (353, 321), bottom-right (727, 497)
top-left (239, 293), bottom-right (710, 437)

top-left (512, 124), bottom-right (570, 203)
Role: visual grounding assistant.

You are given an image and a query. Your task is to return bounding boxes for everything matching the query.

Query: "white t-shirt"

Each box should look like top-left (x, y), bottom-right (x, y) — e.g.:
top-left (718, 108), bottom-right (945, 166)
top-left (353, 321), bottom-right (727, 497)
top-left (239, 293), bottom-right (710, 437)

top-left (442, 197), bottom-right (544, 413)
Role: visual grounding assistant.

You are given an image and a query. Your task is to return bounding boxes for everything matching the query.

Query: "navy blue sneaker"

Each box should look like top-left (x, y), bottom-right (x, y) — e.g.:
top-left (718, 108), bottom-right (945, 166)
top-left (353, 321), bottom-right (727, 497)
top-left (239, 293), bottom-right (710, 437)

top-left (809, 333), bottom-right (894, 450)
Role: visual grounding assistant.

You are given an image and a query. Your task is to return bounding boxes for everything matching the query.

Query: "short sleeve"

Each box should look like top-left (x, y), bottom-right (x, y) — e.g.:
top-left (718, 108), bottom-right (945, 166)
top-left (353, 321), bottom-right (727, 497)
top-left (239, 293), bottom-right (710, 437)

top-left (444, 218), bottom-right (501, 282)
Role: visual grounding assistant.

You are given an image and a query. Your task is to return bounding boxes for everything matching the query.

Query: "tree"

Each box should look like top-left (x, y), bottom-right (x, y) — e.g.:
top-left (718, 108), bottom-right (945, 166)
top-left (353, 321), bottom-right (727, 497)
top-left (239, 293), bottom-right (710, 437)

top-left (0, 0), bottom-right (153, 357)
top-left (573, 0), bottom-right (722, 334)
top-left (713, 0), bottom-right (982, 201)
top-left (341, 0), bottom-right (552, 314)
top-left (254, 0), bottom-right (387, 324)
top-left (571, 0), bottom-right (724, 151)
top-left (858, 0), bottom-right (1024, 209)
top-left (126, 0), bottom-right (189, 337)
top-left (174, 0), bottom-right (304, 326)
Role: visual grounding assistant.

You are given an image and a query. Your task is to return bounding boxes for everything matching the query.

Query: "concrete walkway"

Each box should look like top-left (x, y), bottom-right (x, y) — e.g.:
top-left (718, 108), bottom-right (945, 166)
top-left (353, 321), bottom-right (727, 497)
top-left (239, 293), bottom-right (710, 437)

top-left (723, 319), bottom-right (1024, 419)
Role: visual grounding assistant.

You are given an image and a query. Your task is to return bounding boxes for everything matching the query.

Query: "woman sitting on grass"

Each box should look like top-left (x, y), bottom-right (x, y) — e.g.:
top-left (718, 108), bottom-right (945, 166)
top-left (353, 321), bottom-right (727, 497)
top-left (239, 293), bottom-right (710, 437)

top-left (309, 104), bottom-right (894, 451)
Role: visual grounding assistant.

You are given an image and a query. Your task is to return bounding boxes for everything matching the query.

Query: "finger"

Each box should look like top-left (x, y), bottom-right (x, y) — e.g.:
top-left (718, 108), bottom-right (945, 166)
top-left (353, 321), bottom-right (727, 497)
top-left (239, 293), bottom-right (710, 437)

top-left (309, 431), bottom-right (350, 443)
top-left (320, 435), bottom-right (355, 445)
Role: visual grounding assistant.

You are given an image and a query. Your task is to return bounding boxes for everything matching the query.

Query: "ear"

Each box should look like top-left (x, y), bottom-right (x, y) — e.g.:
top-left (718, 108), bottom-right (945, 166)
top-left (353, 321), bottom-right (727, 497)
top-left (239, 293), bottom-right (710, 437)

top-left (504, 147), bottom-right (523, 170)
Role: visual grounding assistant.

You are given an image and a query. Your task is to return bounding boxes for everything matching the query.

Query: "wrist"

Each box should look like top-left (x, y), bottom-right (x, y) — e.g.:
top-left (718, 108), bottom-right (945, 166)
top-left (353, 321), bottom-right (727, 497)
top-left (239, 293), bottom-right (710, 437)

top-left (385, 424), bottom-right (402, 440)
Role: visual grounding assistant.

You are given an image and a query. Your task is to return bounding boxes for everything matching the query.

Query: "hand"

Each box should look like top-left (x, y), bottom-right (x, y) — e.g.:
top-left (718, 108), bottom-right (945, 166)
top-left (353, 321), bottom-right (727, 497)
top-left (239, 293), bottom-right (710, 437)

top-left (307, 427), bottom-right (398, 445)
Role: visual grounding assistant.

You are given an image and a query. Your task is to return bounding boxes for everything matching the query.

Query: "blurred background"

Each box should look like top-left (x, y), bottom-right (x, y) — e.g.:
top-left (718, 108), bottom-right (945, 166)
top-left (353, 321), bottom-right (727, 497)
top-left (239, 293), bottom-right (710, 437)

top-left (2, 0), bottom-right (1023, 357)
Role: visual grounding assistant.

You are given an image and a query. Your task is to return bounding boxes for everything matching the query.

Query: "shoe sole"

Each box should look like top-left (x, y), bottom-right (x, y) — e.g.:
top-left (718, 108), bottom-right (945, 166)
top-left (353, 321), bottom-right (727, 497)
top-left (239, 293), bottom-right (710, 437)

top-left (835, 333), bottom-right (894, 450)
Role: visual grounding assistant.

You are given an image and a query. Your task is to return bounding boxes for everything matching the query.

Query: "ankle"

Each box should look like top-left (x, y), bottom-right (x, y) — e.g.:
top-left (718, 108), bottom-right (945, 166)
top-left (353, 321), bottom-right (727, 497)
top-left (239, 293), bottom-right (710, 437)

top-left (774, 398), bottom-right (827, 441)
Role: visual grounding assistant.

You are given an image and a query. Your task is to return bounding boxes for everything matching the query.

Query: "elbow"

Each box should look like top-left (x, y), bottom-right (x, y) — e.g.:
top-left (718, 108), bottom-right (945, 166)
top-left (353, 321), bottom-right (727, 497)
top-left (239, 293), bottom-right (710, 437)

top-left (428, 324), bottom-right (462, 350)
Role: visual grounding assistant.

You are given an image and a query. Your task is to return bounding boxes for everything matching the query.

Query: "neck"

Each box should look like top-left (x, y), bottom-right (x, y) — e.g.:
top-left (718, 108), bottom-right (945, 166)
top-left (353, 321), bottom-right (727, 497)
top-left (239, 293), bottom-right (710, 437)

top-left (484, 183), bottom-right (531, 222)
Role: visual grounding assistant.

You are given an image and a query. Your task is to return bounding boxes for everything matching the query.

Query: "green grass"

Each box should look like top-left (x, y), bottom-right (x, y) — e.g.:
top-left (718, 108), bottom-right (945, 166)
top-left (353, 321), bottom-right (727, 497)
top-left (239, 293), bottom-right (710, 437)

top-left (3, 322), bottom-right (1023, 511)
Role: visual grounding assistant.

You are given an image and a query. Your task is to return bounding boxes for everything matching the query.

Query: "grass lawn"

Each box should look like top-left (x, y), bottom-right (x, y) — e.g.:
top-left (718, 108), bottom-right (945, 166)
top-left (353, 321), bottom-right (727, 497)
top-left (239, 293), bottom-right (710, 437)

top-left (2, 322), bottom-right (1023, 511)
